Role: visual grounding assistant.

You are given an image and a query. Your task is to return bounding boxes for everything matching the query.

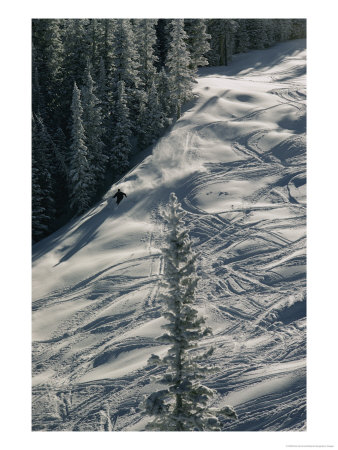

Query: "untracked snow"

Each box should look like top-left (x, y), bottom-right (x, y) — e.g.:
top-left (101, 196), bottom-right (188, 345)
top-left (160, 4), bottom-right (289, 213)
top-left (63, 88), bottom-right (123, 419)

top-left (32, 39), bottom-right (306, 431)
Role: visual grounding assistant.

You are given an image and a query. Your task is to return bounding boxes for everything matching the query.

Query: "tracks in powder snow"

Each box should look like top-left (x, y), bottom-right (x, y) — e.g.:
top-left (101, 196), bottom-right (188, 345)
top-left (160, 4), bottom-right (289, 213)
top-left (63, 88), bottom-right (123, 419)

top-left (32, 42), bottom-right (306, 431)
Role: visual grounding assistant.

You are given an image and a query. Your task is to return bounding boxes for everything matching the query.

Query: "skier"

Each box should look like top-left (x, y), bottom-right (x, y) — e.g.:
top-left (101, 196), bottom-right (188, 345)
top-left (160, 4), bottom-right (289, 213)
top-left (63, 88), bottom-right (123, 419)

top-left (113, 188), bottom-right (127, 205)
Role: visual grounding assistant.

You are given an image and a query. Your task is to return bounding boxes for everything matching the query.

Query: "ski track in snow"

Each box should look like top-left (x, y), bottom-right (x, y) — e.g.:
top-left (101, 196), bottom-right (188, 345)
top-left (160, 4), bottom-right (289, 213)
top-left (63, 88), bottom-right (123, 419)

top-left (32, 40), bottom-right (306, 431)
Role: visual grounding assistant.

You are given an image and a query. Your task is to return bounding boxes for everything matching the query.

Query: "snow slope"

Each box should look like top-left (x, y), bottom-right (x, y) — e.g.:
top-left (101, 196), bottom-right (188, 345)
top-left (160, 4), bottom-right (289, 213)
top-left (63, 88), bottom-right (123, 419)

top-left (32, 39), bottom-right (306, 431)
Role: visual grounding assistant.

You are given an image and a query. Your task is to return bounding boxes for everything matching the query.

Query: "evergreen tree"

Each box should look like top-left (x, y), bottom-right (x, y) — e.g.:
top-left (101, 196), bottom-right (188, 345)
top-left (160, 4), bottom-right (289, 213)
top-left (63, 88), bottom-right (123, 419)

top-left (155, 19), bottom-right (172, 68)
top-left (52, 127), bottom-right (70, 222)
top-left (143, 193), bottom-right (237, 431)
top-left (274, 19), bottom-right (293, 42)
top-left (32, 62), bottom-right (46, 119)
top-left (264, 19), bottom-right (277, 47)
top-left (87, 19), bottom-right (105, 75)
top-left (101, 19), bottom-right (116, 78)
top-left (32, 151), bottom-right (49, 242)
top-left (62, 19), bottom-right (91, 128)
top-left (133, 19), bottom-right (159, 92)
top-left (246, 19), bottom-right (269, 50)
top-left (291, 19), bottom-right (306, 39)
top-left (110, 80), bottom-right (132, 174)
top-left (234, 19), bottom-right (250, 54)
top-left (147, 81), bottom-right (165, 138)
top-left (32, 115), bottom-right (55, 240)
top-left (81, 63), bottom-right (108, 190)
top-left (137, 81), bottom-right (164, 148)
top-left (69, 82), bottom-right (92, 214)
top-left (165, 20), bottom-right (195, 119)
top-left (32, 19), bottom-right (65, 129)
top-left (97, 57), bottom-right (108, 115)
top-left (184, 19), bottom-right (211, 70)
top-left (111, 19), bottom-right (143, 133)
top-left (53, 127), bottom-right (68, 171)
top-left (207, 19), bottom-right (238, 66)
top-left (156, 67), bottom-right (172, 127)
top-left (111, 19), bottom-right (141, 92)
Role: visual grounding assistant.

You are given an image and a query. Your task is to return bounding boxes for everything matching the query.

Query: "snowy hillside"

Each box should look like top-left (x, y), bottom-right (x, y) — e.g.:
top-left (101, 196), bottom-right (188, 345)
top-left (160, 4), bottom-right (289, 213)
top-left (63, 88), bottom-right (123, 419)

top-left (32, 39), bottom-right (306, 431)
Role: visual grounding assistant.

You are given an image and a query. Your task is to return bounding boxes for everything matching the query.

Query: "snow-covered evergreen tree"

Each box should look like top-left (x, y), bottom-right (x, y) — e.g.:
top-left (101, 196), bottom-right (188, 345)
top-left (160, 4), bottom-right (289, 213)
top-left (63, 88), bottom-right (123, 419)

top-left (69, 82), bottom-right (92, 214)
top-left (81, 63), bottom-right (108, 190)
top-left (184, 19), bottom-right (211, 70)
top-left (274, 19), bottom-right (293, 42)
top-left (234, 19), bottom-right (251, 54)
top-left (32, 115), bottom-right (56, 240)
top-left (32, 151), bottom-right (49, 242)
top-left (143, 193), bottom-right (237, 431)
top-left (111, 19), bottom-right (144, 134)
top-left (291, 19), bottom-right (306, 39)
top-left (61, 19), bottom-right (91, 123)
top-left (110, 80), bottom-right (132, 174)
top-left (111, 19), bottom-right (141, 92)
top-left (32, 19), bottom-right (65, 129)
top-left (165, 19), bottom-right (195, 119)
top-left (246, 19), bottom-right (269, 50)
top-left (32, 62), bottom-right (46, 119)
top-left (207, 19), bottom-right (238, 66)
top-left (156, 67), bottom-right (172, 126)
top-left (133, 19), bottom-right (159, 92)
top-left (155, 19), bottom-right (172, 68)
top-left (87, 19), bottom-right (105, 75)
top-left (137, 81), bottom-right (164, 149)
top-left (53, 127), bottom-right (68, 171)
top-left (51, 127), bottom-right (70, 217)
top-left (97, 57), bottom-right (108, 114)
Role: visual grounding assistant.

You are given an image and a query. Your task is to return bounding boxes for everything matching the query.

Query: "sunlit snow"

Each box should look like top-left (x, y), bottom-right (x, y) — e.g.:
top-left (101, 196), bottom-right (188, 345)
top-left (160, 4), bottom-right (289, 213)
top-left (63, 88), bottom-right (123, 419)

top-left (32, 39), bottom-right (306, 431)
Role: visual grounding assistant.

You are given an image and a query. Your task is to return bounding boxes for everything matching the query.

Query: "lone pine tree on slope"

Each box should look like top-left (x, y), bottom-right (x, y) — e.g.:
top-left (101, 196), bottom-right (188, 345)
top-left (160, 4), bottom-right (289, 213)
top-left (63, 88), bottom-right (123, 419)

top-left (143, 193), bottom-right (237, 431)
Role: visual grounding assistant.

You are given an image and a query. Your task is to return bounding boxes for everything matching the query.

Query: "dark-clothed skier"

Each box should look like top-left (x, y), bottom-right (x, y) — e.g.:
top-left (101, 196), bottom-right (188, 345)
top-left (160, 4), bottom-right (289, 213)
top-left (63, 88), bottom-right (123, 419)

top-left (113, 188), bottom-right (127, 205)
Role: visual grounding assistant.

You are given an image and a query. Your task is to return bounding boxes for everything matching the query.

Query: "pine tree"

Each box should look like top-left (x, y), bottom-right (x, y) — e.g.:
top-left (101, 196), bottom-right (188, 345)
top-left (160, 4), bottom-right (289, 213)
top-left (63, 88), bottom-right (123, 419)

top-left (274, 19), bottom-right (293, 42)
top-left (155, 19), bottom-right (172, 68)
top-left (81, 63), bottom-right (108, 190)
top-left (87, 19), bottom-right (105, 75)
top-left (53, 127), bottom-right (68, 173)
top-left (137, 81), bottom-right (164, 149)
top-left (264, 19), bottom-right (277, 47)
top-left (291, 19), bottom-right (306, 39)
top-left (32, 150), bottom-right (49, 242)
top-left (156, 67), bottom-right (172, 126)
top-left (97, 57), bottom-right (108, 114)
top-left (207, 19), bottom-right (238, 66)
top-left (133, 19), bottom-right (159, 92)
top-left (61, 19), bottom-right (91, 127)
top-left (110, 80), bottom-right (132, 174)
top-left (184, 19), bottom-right (211, 71)
top-left (111, 19), bottom-right (143, 133)
top-left (165, 20), bottom-right (195, 119)
top-left (32, 19), bottom-right (65, 129)
top-left (69, 82), bottom-right (92, 214)
top-left (246, 19), bottom-right (269, 50)
top-left (32, 62), bottom-right (46, 119)
top-left (143, 193), bottom-right (237, 431)
top-left (101, 19), bottom-right (116, 81)
top-left (147, 81), bottom-right (165, 139)
top-left (32, 115), bottom-right (56, 240)
top-left (234, 19), bottom-right (250, 54)
top-left (111, 19), bottom-right (141, 92)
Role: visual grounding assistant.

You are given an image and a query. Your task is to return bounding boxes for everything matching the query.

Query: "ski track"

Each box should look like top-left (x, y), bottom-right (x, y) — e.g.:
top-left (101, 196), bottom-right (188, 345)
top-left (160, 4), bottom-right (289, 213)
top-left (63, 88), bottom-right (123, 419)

top-left (32, 40), bottom-right (306, 431)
